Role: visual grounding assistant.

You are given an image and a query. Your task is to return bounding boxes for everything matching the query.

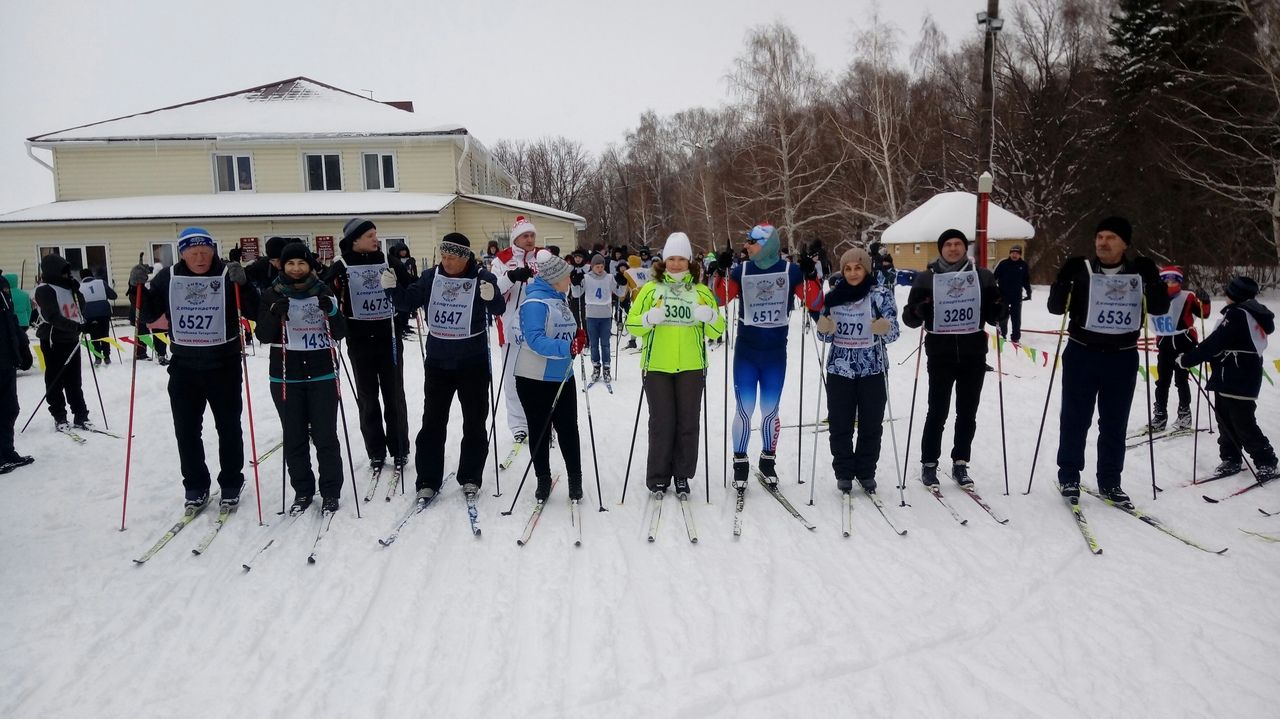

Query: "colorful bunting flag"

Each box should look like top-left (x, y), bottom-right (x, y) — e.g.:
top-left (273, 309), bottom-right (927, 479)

top-left (138, 334), bottom-right (156, 351)
top-left (81, 338), bottom-right (103, 360)
top-left (33, 345), bottom-right (45, 372)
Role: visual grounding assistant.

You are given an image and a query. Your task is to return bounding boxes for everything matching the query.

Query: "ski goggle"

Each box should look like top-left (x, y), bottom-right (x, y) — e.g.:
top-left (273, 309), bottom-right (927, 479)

top-left (747, 225), bottom-right (773, 243)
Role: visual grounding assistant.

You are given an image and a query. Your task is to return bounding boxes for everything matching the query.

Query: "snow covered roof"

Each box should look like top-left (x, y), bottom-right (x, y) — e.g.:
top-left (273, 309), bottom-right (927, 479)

top-left (881, 192), bottom-right (1035, 245)
top-left (462, 194), bottom-right (587, 227)
top-left (28, 77), bottom-right (466, 143)
top-left (0, 193), bottom-right (457, 224)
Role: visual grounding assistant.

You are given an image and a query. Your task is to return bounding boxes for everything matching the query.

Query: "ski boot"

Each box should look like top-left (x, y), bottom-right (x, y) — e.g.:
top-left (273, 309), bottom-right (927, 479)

top-left (321, 497), bottom-right (340, 513)
top-left (185, 492), bottom-right (209, 511)
top-left (858, 477), bottom-right (877, 494)
top-left (603, 366), bottom-right (612, 383)
top-left (732, 454), bottom-right (750, 491)
top-left (289, 495), bottom-right (313, 516)
top-left (921, 462), bottom-right (939, 487)
top-left (415, 487), bottom-right (437, 502)
top-left (0, 455), bottom-right (34, 474)
top-left (535, 476), bottom-right (553, 502)
top-left (836, 478), bottom-right (854, 493)
top-left (1258, 461), bottom-right (1279, 482)
top-left (591, 364), bottom-right (601, 383)
top-left (54, 420), bottom-right (71, 433)
top-left (952, 461), bottom-right (973, 487)
top-left (1099, 485), bottom-right (1132, 506)
top-left (73, 417), bottom-right (94, 431)
top-left (1213, 459), bottom-right (1242, 477)
top-left (1148, 408), bottom-right (1168, 434)
top-left (462, 483), bottom-right (479, 501)
top-left (673, 477), bottom-right (691, 497)
top-left (1058, 478), bottom-right (1080, 500)
top-left (757, 452), bottom-right (778, 487)
top-left (219, 495), bottom-right (240, 510)
top-left (1172, 407), bottom-right (1193, 431)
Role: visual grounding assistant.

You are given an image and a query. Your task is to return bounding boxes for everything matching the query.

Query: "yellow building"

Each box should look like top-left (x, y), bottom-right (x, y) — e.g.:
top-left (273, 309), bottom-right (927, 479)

top-left (881, 192), bottom-right (1034, 272)
top-left (0, 77), bottom-right (584, 292)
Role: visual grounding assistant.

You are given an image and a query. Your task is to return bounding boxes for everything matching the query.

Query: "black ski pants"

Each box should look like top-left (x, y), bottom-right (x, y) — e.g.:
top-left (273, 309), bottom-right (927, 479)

top-left (0, 367), bottom-right (18, 460)
top-left (919, 356), bottom-right (985, 465)
top-left (1056, 342), bottom-right (1138, 491)
top-left (346, 337), bottom-right (409, 463)
top-left (827, 371), bottom-right (888, 483)
top-left (1214, 395), bottom-right (1277, 466)
top-left (1155, 345), bottom-right (1192, 414)
top-left (40, 338), bottom-right (87, 423)
top-left (168, 360), bottom-right (244, 500)
top-left (515, 375), bottom-right (581, 499)
top-left (998, 298), bottom-right (1024, 343)
top-left (643, 369), bottom-right (705, 491)
top-left (270, 379), bottom-right (343, 500)
top-left (86, 318), bottom-right (112, 362)
top-left (415, 363), bottom-right (491, 492)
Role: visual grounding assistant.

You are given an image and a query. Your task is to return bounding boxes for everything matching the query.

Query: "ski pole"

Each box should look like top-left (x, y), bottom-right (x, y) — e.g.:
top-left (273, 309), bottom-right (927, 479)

top-left (797, 284), bottom-right (808, 486)
top-left (108, 314), bottom-right (124, 365)
top-left (324, 313), bottom-right (363, 519)
top-left (899, 326), bottom-right (925, 506)
top-left (414, 308), bottom-right (427, 362)
top-left (1142, 295), bottom-right (1158, 500)
top-left (807, 330), bottom-right (828, 506)
top-left (1199, 312), bottom-right (1214, 435)
top-left (82, 336), bottom-right (109, 429)
top-left (1024, 289), bottom-right (1072, 495)
top-left (280, 319), bottom-right (289, 513)
top-left (19, 340), bottom-right (83, 433)
top-left (620, 300), bottom-right (658, 505)
top-left (880, 337), bottom-right (906, 507)
top-left (723, 293), bottom-right (732, 489)
top-left (485, 311), bottom-right (500, 496)
top-left (486, 279), bottom-right (526, 498)
top-left (995, 330), bottom-right (1010, 496)
top-left (696, 305), bottom-right (713, 504)
top-left (119, 283), bottom-right (145, 531)
top-left (502, 364), bottom-right (574, 515)
top-left (233, 283), bottom-right (265, 526)
top-left (1188, 372), bottom-right (1262, 484)
top-left (577, 327), bottom-right (607, 512)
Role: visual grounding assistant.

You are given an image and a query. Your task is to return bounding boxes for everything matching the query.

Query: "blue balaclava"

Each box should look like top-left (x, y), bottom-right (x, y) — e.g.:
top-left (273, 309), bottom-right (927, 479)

top-left (748, 223), bottom-right (780, 270)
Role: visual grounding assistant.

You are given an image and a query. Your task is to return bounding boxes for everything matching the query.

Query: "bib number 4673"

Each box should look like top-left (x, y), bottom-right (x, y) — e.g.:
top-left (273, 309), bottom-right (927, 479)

top-left (362, 298), bottom-right (391, 313)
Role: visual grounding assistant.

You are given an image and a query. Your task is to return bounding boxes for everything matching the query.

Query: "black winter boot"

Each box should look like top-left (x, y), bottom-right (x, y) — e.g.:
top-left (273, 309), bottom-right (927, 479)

top-left (732, 454), bottom-right (750, 490)
top-left (921, 462), bottom-right (939, 487)
top-left (758, 452), bottom-right (778, 485)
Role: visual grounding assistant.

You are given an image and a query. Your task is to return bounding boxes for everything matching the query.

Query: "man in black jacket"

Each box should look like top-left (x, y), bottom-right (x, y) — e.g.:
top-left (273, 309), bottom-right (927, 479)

top-left (0, 272), bottom-right (34, 473)
top-left (993, 245), bottom-right (1032, 343)
top-left (901, 229), bottom-right (1004, 487)
top-left (1048, 216), bottom-right (1167, 504)
top-left (144, 227), bottom-right (258, 509)
top-left (385, 232), bottom-right (505, 501)
top-left (34, 254), bottom-right (92, 431)
top-left (1178, 276), bottom-right (1277, 480)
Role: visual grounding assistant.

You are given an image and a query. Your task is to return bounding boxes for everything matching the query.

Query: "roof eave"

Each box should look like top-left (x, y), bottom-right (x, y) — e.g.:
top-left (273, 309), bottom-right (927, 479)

top-left (27, 128), bottom-right (470, 146)
top-left (0, 210), bottom-right (442, 227)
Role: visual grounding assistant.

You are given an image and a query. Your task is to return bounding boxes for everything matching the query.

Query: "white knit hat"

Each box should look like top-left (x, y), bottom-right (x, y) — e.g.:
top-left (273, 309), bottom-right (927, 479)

top-left (534, 249), bottom-right (571, 285)
top-left (510, 215), bottom-right (537, 241)
top-left (662, 232), bottom-right (693, 260)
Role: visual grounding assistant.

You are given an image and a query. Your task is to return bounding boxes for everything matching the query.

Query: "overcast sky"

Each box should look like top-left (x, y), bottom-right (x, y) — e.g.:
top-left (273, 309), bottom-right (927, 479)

top-left (0, 0), bottom-right (984, 213)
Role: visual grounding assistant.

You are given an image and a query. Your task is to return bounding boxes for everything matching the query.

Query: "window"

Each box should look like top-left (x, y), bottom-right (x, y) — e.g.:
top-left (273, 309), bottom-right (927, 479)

top-left (306, 153), bottom-right (343, 191)
top-left (150, 242), bottom-right (176, 269)
top-left (213, 154), bottom-right (253, 192)
top-left (913, 243), bottom-right (921, 255)
top-left (38, 244), bottom-right (112, 285)
top-left (362, 153), bottom-right (397, 191)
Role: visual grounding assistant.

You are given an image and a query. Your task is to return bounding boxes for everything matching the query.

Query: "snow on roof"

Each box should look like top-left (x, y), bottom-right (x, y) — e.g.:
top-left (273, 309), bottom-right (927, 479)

top-left (881, 192), bottom-right (1035, 245)
top-left (29, 77), bottom-right (466, 143)
top-left (462, 194), bottom-right (587, 227)
top-left (0, 193), bottom-right (457, 224)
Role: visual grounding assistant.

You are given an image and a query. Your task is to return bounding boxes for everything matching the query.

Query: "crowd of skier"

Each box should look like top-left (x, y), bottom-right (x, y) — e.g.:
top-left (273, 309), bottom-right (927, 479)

top-left (2, 210), bottom-right (1276, 554)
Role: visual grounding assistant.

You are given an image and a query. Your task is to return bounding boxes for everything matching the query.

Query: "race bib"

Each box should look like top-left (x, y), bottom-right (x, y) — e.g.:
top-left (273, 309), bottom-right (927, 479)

top-left (931, 271), bottom-right (981, 334)
top-left (1149, 291), bottom-right (1188, 336)
top-left (345, 263), bottom-right (394, 321)
top-left (427, 275), bottom-right (478, 340)
top-left (655, 283), bottom-right (697, 327)
top-left (531, 298), bottom-right (576, 343)
top-left (284, 296), bottom-right (331, 352)
top-left (626, 267), bottom-right (650, 288)
top-left (37, 284), bottom-right (84, 325)
top-left (80, 279), bottom-right (107, 303)
top-left (1085, 273), bottom-right (1142, 334)
top-left (741, 266), bottom-right (789, 328)
top-left (584, 275), bottom-right (613, 307)
top-left (169, 271), bottom-right (228, 346)
top-left (829, 298), bottom-right (874, 349)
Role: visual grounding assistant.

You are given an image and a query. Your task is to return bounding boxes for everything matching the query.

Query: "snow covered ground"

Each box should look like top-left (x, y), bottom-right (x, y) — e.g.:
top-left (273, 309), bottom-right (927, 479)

top-left (3, 287), bottom-right (1280, 718)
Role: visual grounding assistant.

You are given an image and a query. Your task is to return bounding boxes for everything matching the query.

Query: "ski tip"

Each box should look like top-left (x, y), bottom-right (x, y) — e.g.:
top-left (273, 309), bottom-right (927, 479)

top-left (1203, 495), bottom-right (1220, 504)
top-left (1215, 547), bottom-right (1229, 555)
top-left (647, 536), bottom-right (656, 543)
top-left (516, 539), bottom-right (526, 546)
top-left (842, 531), bottom-right (851, 538)
top-left (190, 549), bottom-right (202, 556)
top-left (574, 539), bottom-right (582, 547)
top-left (241, 565), bottom-right (251, 572)
top-left (500, 511), bottom-right (513, 517)
top-left (307, 555), bottom-right (317, 564)
top-left (131, 558), bottom-right (146, 565)
top-left (898, 529), bottom-right (909, 536)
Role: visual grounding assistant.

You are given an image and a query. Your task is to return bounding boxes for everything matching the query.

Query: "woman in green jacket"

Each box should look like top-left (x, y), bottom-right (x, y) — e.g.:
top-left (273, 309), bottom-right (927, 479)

top-left (626, 232), bottom-right (726, 496)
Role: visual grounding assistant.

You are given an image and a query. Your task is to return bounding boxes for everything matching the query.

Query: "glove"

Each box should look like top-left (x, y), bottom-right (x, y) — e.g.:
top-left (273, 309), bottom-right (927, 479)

top-left (693, 304), bottom-right (717, 323)
top-left (570, 272), bottom-right (584, 286)
top-left (643, 306), bottom-right (666, 328)
top-left (798, 255), bottom-right (816, 279)
top-left (815, 315), bottom-right (835, 334)
top-left (380, 268), bottom-right (397, 290)
top-left (570, 328), bottom-right (588, 357)
top-left (1056, 257), bottom-right (1087, 285)
top-left (507, 267), bottom-right (533, 284)
top-left (1132, 255), bottom-right (1160, 283)
top-left (17, 345), bottom-right (32, 372)
top-left (318, 296), bottom-right (333, 314)
top-left (480, 281), bottom-right (495, 301)
top-left (911, 297), bottom-right (932, 321)
top-left (226, 262), bottom-right (247, 286)
top-left (872, 317), bottom-right (891, 336)
top-left (269, 299), bottom-right (290, 319)
top-left (615, 273), bottom-right (628, 288)
top-left (1023, 290), bottom-right (1032, 301)
top-left (828, 274), bottom-right (841, 288)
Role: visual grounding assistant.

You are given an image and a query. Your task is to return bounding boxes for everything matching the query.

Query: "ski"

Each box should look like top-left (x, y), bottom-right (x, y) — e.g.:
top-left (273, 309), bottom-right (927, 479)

top-left (249, 440), bottom-right (284, 466)
top-left (570, 499), bottom-right (583, 546)
top-left (677, 492), bottom-right (698, 543)
top-left (1202, 472), bottom-right (1278, 503)
top-left (646, 491), bottom-right (665, 542)
top-left (384, 463), bottom-right (405, 502)
top-left (862, 489), bottom-right (908, 536)
top-left (1124, 428), bottom-right (1206, 449)
top-left (379, 492), bottom-right (439, 547)
top-left (242, 509), bottom-right (307, 572)
top-left (56, 427), bottom-right (86, 445)
top-left (465, 489), bottom-right (481, 537)
top-left (191, 503), bottom-right (236, 555)
top-left (133, 498), bottom-right (214, 564)
top-left (754, 472), bottom-right (816, 530)
top-left (583, 379), bottom-right (599, 392)
top-left (76, 426), bottom-right (122, 439)
top-left (500, 440), bottom-right (525, 470)
top-left (732, 485), bottom-right (746, 537)
top-left (925, 484), bottom-right (968, 525)
top-left (362, 463), bottom-right (385, 502)
top-left (307, 510), bottom-right (336, 564)
top-left (948, 475), bottom-right (1010, 525)
top-left (1060, 491), bottom-right (1102, 555)
top-left (1240, 528), bottom-right (1280, 543)
top-left (1259, 507), bottom-right (1280, 517)
top-left (516, 476), bottom-right (559, 546)
top-left (604, 382), bottom-right (614, 394)
top-left (1083, 487), bottom-right (1227, 554)
top-left (841, 490), bottom-right (853, 538)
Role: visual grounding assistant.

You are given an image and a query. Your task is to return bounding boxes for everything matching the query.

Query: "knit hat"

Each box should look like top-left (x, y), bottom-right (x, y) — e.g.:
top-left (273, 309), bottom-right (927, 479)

top-left (748, 223), bottom-right (780, 270)
top-left (534, 249), bottom-right (571, 285)
top-left (1095, 216), bottom-right (1132, 245)
top-left (177, 227), bottom-right (215, 255)
top-left (1225, 276), bottom-right (1259, 303)
top-left (510, 215), bottom-right (537, 241)
top-left (279, 241), bottom-right (316, 270)
top-left (1010, 245), bottom-right (1022, 253)
top-left (341, 217), bottom-right (376, 251)
top-left (937, 228), bottom-right (969, 252)
top-left (440, 232), bottom-right (472, 259)
top-left (839, 248), bottom-right (873, 277)
top-left (1159, 266), bottom-right (1184, 283)
top-left (265, 236), bottom-right (290, 261)
top-left (590, 253), bottom-right (606, 267)
top-left (662, 232), bottom-right (693, 260)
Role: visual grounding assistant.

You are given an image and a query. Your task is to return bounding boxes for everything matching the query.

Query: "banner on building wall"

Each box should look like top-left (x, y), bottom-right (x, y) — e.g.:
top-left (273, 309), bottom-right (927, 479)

top-left (315, 235), bottom-right (335, 262)
top-left (240, 237), bottom-right (260, 262)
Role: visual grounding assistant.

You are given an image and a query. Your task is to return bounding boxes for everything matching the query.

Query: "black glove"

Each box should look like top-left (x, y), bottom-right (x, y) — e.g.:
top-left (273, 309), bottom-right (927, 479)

top-left (506, 267), bottom-right (533, 284)
top-left (910, 296), bottom-right (933, 321)
top-left (1023, 289), bottom-right (1032, 301)
top-left (828, 274), bottom-right (841, 288)
top-left (570, 272), bottom-right (584, 286)
top-left (798, 255), bottom-right (816, 279)
top-left (615, 270), bottom-right (629, 287)
top-left (318, 296), bottom-right (333, 314)
top-left (1132, 256), bottom-right (1161, 284)
top-left (269, 299), bottom-right (290, 319)
top-left (1056, 257), bottom-right (1087, 285)
top-left (716, 250), bottom-right (734, 272)
top-left (17, 344), bottom-right (32, 372)
top-left (226, 262), bottom-right (248, 286)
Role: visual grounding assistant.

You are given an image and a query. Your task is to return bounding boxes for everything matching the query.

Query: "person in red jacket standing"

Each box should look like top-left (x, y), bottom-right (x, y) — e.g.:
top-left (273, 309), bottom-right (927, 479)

top-left (1146, 266), bottom-right (1211, 433)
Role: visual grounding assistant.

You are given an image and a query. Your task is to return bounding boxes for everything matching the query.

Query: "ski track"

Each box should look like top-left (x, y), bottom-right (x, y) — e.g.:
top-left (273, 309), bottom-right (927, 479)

top-left (4, 296), bottom-right (1280, 718)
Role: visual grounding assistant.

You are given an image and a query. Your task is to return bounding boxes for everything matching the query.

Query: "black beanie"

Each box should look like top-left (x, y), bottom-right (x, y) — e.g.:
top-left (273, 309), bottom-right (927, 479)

top-left (340, 217), bottom-right (376, 252)
top-left (1225, 276), bottom-right (1259, 303)
top-left (279, 241), bottom-right (315, 269)
top-left (265, 236), bottom-right (290, 260)
top-left (937, 228), bottom-right (969, 252)
top-left (1095, 216), bottom-right (1132, 245)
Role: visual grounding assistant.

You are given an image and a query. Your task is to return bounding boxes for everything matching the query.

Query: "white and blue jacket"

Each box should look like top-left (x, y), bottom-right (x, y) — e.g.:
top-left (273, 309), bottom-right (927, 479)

top-left (515, 276), bottom-right (576, 382)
